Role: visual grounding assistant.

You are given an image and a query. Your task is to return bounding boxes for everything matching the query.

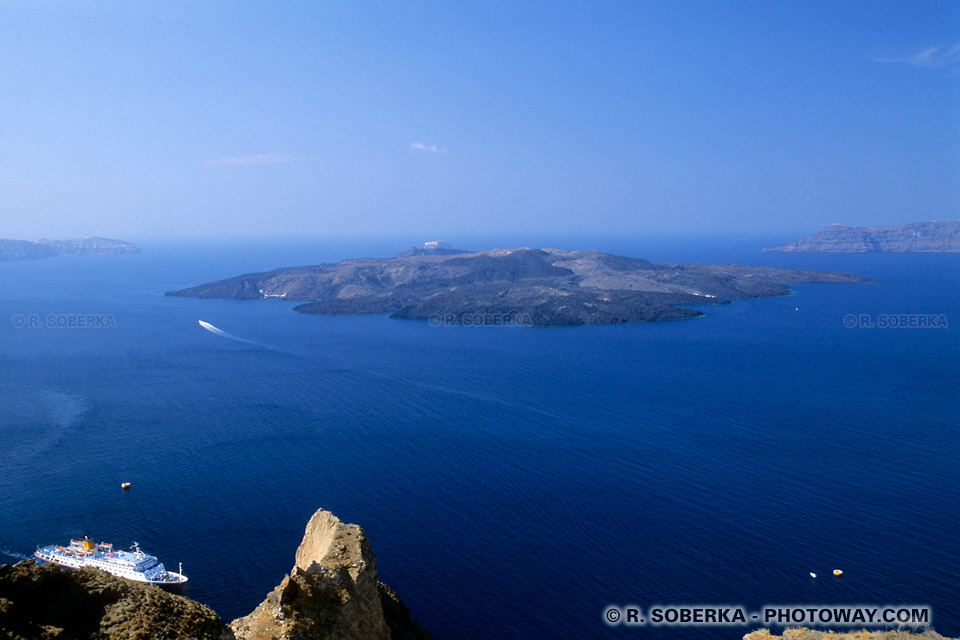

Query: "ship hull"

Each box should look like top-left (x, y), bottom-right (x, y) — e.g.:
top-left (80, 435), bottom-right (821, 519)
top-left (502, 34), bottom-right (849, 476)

top-left (34, 555), bottom-right (187, 593)
top-left (148, 572), bottom-right (187, 594)
top-left (151, 579), bottom-right (185, 594)
top-left (33, 556), bottom-right (78, 571)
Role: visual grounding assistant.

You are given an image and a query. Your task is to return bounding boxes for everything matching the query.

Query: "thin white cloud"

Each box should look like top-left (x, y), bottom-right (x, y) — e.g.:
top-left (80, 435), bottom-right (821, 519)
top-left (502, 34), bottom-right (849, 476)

top-left (207, 153), bottom-right (302, 167)
top-left (410, 142), bottom-right (445, 153)
top-left (873, 44), bottom-right (960, 69)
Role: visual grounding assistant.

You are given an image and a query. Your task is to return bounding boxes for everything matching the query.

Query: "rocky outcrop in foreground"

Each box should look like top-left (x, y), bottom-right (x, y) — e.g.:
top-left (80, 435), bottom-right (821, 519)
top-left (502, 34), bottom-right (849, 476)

top-left (0, 509), bottom-right (430, 640)
top-left (231, 509), bottom-right (430, 640)
top-left (767, 221), bottom-right (960, 252)
top-left (0, 561), bottom-right (233, 640)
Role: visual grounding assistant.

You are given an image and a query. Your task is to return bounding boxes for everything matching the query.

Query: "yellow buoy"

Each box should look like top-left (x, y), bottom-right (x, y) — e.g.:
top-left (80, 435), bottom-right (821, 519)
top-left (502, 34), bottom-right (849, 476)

top-left (121, 482), bottom-right (131, 490)
top-left (833, 569), bottom-right (843, 576)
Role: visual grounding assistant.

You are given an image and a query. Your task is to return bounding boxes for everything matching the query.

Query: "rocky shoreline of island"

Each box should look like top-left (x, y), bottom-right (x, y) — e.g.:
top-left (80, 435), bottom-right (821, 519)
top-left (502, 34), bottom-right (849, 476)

top-left (166, 246), bottom-right (879, 327)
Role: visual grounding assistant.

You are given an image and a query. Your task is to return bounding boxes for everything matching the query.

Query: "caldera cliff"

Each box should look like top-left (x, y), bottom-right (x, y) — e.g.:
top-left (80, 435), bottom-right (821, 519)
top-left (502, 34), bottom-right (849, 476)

top-left (0, 237), bottom-right (139, 261)
top-left (766, 221), bottom-right (960, 252)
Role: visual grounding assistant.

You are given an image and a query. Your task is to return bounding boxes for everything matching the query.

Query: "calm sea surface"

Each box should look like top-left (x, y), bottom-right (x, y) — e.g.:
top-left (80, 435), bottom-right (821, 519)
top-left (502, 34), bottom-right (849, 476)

top-left (0, 235), bottom-right (957, 639)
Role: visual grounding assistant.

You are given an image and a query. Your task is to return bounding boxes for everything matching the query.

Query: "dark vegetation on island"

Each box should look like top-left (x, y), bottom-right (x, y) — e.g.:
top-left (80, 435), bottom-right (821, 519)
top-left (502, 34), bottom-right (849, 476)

top-left (167, 245), bottom-right (879, 327)
top-left (0, 237), bottom-right (139, 261)
top-left (766, 220), bottom-right (960, 253)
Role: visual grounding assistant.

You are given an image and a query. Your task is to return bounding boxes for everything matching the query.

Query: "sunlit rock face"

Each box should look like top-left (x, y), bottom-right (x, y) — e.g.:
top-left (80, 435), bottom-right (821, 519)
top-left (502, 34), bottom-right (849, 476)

top-left (230, 508), bottom-right (431, 640)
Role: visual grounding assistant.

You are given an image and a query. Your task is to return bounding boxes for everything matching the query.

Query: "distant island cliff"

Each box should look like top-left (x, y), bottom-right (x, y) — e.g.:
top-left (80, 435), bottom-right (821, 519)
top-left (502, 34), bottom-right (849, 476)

top-left (167, 246), bottom-right (879, 327)
top-left (0, 236), bottom-right (139, 261)
top-left (766, 221), bottom-right (960, 252)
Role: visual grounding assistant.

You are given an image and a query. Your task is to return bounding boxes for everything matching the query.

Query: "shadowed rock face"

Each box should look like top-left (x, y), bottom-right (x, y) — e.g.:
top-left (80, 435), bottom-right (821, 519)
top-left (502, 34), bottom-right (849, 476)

top-left (167, 247), bottom-right (879, 326)
top-left (0, 561), bottom-right (233, 640)
top-left (230, 509), bottom-right (431, 640)
top-left (766, 221), bottom-right (960, 252)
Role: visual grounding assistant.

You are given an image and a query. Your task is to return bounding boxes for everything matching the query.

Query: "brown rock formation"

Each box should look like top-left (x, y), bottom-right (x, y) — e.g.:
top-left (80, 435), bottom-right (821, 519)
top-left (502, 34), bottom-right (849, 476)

top-left (0, 560), bottom-right (233, 640)
top-left (230, 508), bottom-right (431, 640)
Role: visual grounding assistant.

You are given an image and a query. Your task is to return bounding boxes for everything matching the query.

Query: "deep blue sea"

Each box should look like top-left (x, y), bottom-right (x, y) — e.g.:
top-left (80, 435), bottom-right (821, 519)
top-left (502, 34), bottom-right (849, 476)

top-left (0, 235), bottom-right (957, 639)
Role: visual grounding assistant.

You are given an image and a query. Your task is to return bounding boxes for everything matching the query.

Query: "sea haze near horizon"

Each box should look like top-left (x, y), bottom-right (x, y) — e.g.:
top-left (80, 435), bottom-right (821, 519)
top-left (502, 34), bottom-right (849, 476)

top-left (0, 235), bottom-right (957, 639)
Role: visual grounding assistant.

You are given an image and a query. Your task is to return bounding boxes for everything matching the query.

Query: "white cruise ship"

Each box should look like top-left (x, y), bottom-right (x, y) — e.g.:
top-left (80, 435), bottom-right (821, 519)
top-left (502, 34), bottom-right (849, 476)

top-left (34, 535), bottom-right (187, 593)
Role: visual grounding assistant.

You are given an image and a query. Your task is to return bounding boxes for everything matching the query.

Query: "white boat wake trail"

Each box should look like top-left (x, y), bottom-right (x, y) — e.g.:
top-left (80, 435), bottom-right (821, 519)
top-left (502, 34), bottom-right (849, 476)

top-left (0, 546), bottom-right (30, 561)
top-left (197, 320), bottom-right (300, 355)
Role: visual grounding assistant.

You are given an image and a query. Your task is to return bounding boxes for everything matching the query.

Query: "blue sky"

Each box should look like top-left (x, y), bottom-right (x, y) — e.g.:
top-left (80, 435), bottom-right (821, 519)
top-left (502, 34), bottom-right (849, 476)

top-left (1, 1), bottom-right (957, 239)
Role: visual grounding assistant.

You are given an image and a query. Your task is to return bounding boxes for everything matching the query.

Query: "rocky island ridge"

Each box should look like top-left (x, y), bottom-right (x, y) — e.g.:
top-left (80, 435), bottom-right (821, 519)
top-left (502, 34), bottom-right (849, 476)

top-left (766, 221), bottom-right (960, 253)
top-left (167, 246), bottom-right (879, 327)
top-left (0, 236), bottom-right (140, 260)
